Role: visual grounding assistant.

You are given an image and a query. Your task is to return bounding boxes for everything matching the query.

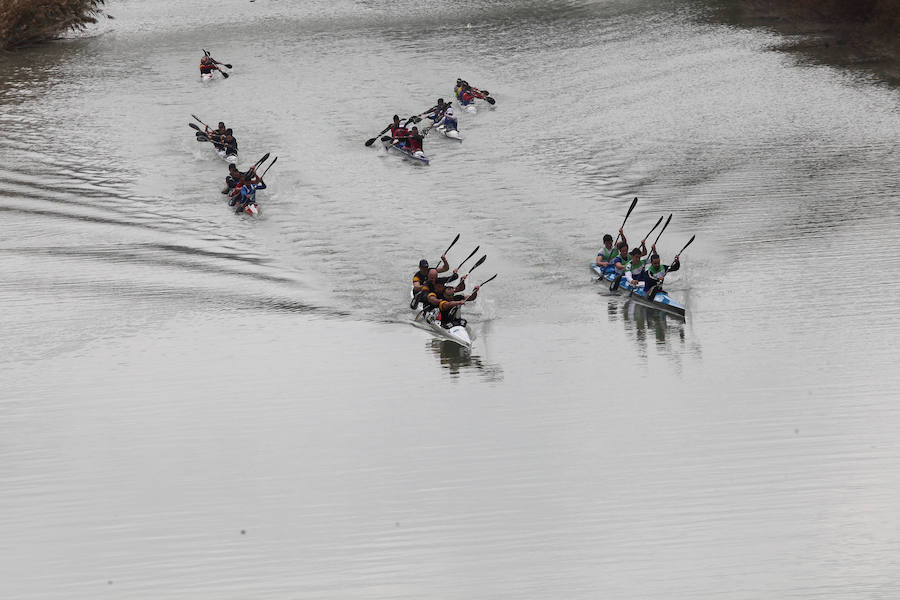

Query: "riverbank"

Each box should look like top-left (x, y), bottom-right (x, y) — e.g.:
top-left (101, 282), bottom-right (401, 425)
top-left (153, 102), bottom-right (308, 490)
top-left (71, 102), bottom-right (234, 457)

top-left (0, 0), bottom-right (104, 50)
top-left (710, 0), bottom-right (900, 84)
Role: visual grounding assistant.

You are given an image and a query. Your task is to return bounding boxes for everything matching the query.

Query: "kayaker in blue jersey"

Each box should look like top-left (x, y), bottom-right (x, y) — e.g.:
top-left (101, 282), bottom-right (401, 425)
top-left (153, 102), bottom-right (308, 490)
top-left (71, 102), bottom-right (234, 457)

top-left (434, 104), bottom-right (458, 132)
top-left (233, 169), bottom-right (265, 213)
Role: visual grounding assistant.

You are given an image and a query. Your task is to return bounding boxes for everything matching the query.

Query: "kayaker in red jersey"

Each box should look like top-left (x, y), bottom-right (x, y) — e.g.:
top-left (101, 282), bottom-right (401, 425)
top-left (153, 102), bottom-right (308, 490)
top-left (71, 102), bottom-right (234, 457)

top-left (391, 118), bottom-right (409, 147)
top-left (200, 55), bottom-right (220, 76)
top-left (404, 126), bottom-right (424, 154)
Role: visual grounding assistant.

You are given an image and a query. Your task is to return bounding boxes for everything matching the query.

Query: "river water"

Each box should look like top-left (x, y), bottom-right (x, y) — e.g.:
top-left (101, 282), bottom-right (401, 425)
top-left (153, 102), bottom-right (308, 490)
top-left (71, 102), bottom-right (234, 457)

top-left (2, 0), bottom-right (899, 598)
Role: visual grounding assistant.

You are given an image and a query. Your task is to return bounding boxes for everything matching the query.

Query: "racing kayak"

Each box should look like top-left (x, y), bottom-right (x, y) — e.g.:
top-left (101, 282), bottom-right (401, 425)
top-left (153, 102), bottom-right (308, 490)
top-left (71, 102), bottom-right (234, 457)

top-left (591, 263), bottom-right (686, 318)
top-left (201, 72), bottom-right (215, 82)
top-left (382, 139), bottom-right (430, 166)
top-left (216, 148), bottom-right (238, 163)
top-left (434, 124), bottom-right (462, 141)
top-left (420, 308), bottom-right (472, 349)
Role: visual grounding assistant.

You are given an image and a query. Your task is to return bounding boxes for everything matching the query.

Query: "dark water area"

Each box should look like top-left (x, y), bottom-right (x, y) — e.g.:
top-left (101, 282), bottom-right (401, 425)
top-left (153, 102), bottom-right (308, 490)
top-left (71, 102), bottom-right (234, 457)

top-left (2, 1), bottom-right (899, 598)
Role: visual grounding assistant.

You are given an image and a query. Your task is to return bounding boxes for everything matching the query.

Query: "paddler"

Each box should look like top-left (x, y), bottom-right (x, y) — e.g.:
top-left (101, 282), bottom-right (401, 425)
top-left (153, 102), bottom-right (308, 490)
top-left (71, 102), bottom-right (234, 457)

top-left (391, 117), bottom-right (410, 147)
top-left (623, 247), bottom-right (649, 288)
top-left (643, 252), bottom-right (681, 300)
top-left (200, 55), bottom-right (220, 77)
top-left (595, 234), bottom-right (618, 271)
top-left (404, 126), bottom-right (425, 155)
top-left (413, 265), bottom-right (459, 308)
top-left (221, 129), bottom-right (238, 157)
top-left (423, 98), bottom-right (447, 123)
top-left (234, 168), bottom-right (266, 214)
top-left (222, 163), bottom-right (241, 194)
top-left (426, 280), bottom-right (479, 328)
top-left (433, 103), bottom-right (457, 132)
top-left (413, 257), bottom-right (449, 295)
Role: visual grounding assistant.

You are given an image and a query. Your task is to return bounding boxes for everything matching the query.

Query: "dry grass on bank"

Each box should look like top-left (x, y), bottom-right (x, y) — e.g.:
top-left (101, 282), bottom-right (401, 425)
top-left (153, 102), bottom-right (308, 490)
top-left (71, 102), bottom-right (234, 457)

top-left (0, 0), bottom-right (104, 50)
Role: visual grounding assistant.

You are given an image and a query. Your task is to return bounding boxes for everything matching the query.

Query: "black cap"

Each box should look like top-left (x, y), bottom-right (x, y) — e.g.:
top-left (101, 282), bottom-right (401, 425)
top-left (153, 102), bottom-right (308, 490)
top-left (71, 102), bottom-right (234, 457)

top-left (419, 259), bottom-right (429, 268)
top-left (630, 248), bottom-right (642, 256)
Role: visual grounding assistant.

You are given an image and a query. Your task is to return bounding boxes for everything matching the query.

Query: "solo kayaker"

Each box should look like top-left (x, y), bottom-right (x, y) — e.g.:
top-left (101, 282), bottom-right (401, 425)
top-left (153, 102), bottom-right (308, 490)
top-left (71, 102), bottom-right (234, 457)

top-left (200, 55), bottom-right (220, 77)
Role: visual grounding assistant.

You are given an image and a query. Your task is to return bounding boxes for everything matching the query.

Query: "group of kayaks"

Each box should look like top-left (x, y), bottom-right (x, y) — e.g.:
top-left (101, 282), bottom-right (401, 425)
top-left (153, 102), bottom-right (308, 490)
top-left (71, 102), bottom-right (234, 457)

top-left (365, 79), bottom-right (497, 166)
top-left (190, 52), bottom-right (278, 217)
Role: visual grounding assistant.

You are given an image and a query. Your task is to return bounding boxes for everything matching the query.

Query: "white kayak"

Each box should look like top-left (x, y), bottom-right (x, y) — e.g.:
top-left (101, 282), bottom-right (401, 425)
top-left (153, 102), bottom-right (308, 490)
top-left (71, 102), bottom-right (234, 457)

top-left (216, 148), bottom-right (238, 163)
top-left (382, 139), bottom-right (430, 166)
top-left (410, 289), bottom-right (472, 349)
top-left (241, 202), bottom-right (259, 217)
top-left (436, 125), bottom-right (462, 141)
top-left (201, 72), bottom-right (215, 82)
top-left (421, 308), bottom-right (472, 349)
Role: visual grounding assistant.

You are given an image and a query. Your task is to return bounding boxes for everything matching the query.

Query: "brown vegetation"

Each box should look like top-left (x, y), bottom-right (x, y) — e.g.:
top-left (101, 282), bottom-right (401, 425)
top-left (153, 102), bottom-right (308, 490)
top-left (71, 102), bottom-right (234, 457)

top-left (0, 0), bottom-right (105, 50)
top-left (718, 0), bottom-right (900, 83)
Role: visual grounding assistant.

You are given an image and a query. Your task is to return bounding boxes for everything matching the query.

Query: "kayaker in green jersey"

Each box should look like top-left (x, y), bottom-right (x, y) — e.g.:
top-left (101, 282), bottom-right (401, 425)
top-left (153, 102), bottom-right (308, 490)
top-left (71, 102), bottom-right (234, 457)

top-left (643, 252), bottom-right (681, 299)
top-left (623, 247), bottom-right (649, 288)
top-left (596, 234), bottom-right (618, 270)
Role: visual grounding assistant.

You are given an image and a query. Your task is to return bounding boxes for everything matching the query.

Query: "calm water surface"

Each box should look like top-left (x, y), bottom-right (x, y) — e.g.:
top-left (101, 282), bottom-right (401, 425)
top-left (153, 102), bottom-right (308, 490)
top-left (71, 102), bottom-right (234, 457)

top-left (2, 0), bottom-right (899, 598)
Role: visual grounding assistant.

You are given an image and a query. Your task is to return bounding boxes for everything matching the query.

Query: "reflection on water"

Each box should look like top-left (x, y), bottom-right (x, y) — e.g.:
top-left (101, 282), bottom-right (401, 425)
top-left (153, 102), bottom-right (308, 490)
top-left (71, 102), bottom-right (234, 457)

top-left (605, 293), bottom-right (700, 367)
top-left (425, 338), bottom-right (503, 381)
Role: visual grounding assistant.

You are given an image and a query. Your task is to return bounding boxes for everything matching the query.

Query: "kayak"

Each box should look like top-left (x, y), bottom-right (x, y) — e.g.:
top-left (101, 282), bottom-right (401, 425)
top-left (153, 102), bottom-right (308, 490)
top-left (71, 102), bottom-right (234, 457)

top-left (382, 139), bottom-right (429, 166)
top-left (435, 124), bottom-right (462, 141)
top-left (421, 309), bottom-right (472, 349)
top-left (591, 263), bottom-right (686, 318)
top-left (201, 72), bottom-right (215, 82)
top-left (216, 148), bottom-right (238, 163)
top-left (410, 289), bottom-right (472, 349)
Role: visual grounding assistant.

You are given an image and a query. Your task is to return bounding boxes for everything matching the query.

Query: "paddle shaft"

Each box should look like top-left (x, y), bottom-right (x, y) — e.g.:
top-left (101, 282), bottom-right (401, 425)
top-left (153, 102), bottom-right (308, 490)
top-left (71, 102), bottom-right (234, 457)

top-left (456, 246), bottom-right (479, 270)
top-left (614, 197), bottom-right (638, 246)
top-left (652, 213), bottom-right (673, 248)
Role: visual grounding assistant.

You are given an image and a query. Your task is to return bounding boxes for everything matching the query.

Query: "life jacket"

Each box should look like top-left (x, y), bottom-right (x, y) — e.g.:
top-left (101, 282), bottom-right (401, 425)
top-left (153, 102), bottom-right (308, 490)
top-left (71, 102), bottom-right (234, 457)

top-left (200, 64), bottom-right (216, 74)
top-left (460, 90), bottom-right (474, 104)
top-left (392, 127), bottom-right (408, 140)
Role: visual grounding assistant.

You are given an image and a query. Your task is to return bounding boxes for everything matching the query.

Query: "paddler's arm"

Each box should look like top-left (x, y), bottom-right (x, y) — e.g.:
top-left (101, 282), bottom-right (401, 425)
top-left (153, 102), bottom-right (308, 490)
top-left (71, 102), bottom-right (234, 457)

top-left (436, 255), bottom-right (450, 273)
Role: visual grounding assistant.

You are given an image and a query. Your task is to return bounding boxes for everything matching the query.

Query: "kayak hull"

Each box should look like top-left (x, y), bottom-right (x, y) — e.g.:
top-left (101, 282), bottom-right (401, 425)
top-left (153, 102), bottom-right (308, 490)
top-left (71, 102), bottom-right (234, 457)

top-left (216, 149), bottom-right (238, 162)
top-left (438, 125), bottom-right (462, 141)
top-left (382, 140), bottom-right (429, 165)
top-left (200, 72), bottom-right (214, 82)
top-left (422, 309), bottom-right (472, 349)
top-left (591, 263), bottom-right (686, 318)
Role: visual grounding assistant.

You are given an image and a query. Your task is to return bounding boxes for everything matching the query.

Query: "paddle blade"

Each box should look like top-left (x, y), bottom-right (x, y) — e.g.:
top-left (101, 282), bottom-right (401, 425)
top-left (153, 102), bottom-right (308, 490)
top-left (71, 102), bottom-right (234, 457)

top-left (443, 233), bottom-right (461, 255)
top-left (624, 197), bottom-right (638, 219)
top-left (189, 122), bottom-right (201, 131)
top-left (220, 71), bottom-right (229, 78)
top-left (365, 137), bottom-right (377, 146)
top-left (678, 235), bottom-right (696, 255)
top-left (222, 63), bottom-right (233, 69)
top-left (480, 273), bottom-right (498, 286)
top-left (196, 134), bottom-right (209, 142)
top-left (469, 255), bottom-right (487, 272)
top-left (485, 96), bottom-right (496, 105)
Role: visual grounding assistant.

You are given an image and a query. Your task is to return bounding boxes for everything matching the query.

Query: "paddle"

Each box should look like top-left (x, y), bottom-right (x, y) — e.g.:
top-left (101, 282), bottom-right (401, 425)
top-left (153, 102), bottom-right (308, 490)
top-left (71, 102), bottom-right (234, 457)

top-left (253, 153), bottom-right (270, 169)
top-left (192, 114), bottom-right (212, 129)
top-left (258, 156), bottom-right (277, 178)
top-left (190, 123), bottom-right (237, 154)
top-left (202, 49), bottom-right (232, 69)
top-left (456, 246), bottom-right (479, 270)
top-left (439, 233), bottom-right (460, 263)
top-left (366, 124), bottom-right (393, 147)
top-left (651, 213), bottom-right (673, 250)
top-left (645, 235), bottom-right (694, 300)
top-left (642, 215), bottom-right (664, 244)
top-left (613, 197), bottom-right (638, 246)
top-left (463, 273), bottom-right (497, 302)
top-left (466, 254), bottom-right (486, 275)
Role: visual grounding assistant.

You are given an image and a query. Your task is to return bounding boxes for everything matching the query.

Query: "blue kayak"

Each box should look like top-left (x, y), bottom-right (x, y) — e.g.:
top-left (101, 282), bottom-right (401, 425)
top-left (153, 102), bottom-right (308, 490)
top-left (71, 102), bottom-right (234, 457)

top-left (590, 263), bottom-right (686, 318)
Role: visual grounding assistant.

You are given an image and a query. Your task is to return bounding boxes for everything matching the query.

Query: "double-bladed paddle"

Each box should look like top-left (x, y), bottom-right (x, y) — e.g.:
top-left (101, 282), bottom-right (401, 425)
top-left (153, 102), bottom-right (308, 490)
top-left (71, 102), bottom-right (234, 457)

top-left (644, 235), bottom-right (695, 300)
top-left (613, 197), bottom-right (638, 246)
top-left (651, 213), bottom-right (673, 249)
top-left (438, 234), bottom-right (460, 264)
top-left (463, 273), bottom-right (497, 302)
top-left (456, 246), bottom-right (479, 270)
top-left (189, 122), bottom-right (237, 154)
top-left (202, 49), bottom-right (231, 77)
top-left (258, 156), bottom-right (277, 179)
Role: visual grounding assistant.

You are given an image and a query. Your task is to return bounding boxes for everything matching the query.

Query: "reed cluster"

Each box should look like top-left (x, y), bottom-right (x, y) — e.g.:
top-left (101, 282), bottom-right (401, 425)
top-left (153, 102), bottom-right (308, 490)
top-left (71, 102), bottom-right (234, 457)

top-left (0, 0), bottom-right (104, 50)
